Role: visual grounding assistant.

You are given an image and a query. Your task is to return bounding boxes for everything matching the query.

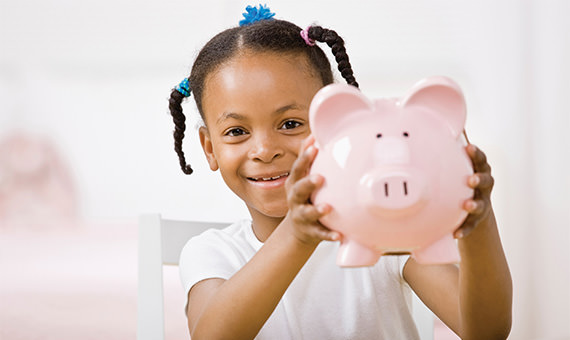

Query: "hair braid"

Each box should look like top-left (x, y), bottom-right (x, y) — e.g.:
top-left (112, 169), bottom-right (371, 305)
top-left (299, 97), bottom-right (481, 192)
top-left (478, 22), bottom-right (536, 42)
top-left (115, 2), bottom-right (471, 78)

top-left (168, 90), bottom-right (193, 175)
top-left (308, 26), bottom-right (359, 88)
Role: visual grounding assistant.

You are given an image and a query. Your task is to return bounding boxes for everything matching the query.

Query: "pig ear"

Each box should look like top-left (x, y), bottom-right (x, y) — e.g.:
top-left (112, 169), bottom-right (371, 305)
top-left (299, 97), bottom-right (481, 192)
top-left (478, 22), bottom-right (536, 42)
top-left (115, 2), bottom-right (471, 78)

top-left (401, 76), bottom-right (467, 138)
top-left (309, 84), bottom-right (372, 145)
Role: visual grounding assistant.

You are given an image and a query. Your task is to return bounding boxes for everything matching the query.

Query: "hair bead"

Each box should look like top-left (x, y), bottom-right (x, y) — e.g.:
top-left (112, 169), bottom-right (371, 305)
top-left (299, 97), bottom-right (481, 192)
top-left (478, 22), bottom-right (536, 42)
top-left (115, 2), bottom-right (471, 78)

top-left (175, 78), bottom-right (191, 97)
top-left (239, 4), bottom-right (275, 26)
top-left (300, 26), bottom-right (316, 46)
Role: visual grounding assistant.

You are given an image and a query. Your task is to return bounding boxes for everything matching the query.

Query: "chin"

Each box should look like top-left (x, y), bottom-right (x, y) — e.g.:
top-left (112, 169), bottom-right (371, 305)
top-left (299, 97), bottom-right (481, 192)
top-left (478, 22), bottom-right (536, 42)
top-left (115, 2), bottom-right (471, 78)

top-left (263, 206), bottom-right (288, 218)
top-left (249, 203), bottom-right (288, 220)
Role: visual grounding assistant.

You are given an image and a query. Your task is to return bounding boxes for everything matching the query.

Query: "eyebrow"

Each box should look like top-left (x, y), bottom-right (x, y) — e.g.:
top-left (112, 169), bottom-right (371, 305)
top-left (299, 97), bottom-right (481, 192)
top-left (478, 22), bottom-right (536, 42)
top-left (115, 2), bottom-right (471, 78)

top-left (216, 112), bottom-right (246, 125)
top-left (275, 103), bottom-right (303, 114)
top-left (216, 104), bottom-right (304, 125)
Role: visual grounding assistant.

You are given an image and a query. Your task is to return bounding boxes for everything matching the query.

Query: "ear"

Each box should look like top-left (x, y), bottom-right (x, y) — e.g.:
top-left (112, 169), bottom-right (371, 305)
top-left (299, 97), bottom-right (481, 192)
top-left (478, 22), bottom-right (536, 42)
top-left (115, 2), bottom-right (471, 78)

top-left (198, 126), bottom-right (219, 171)
top-left (309, 84), bottom-right (373, 146)
top-left (401, 76), bottom-right (467, 138)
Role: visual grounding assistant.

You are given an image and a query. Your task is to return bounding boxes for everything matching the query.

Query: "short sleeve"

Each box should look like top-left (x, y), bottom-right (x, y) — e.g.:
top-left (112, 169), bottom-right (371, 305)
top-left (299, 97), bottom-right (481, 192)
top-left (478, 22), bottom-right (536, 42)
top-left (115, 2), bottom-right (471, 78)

top-left (178, 228), bottom-right (245, 295)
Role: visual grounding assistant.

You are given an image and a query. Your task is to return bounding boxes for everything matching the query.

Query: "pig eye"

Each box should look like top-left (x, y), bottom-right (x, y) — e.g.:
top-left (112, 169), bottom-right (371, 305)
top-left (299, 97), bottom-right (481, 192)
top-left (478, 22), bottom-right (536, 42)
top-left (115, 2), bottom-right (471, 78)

top-left (376, 133), bottom-right (382, 138)
top-left (403, 132), bottom-right (409, 137)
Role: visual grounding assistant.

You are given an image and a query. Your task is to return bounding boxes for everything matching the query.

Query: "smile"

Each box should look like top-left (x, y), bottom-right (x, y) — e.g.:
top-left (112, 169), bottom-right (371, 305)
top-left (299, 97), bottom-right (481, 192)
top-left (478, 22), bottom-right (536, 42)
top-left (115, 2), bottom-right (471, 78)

top-left (247, 172), bottom-right (290, 182)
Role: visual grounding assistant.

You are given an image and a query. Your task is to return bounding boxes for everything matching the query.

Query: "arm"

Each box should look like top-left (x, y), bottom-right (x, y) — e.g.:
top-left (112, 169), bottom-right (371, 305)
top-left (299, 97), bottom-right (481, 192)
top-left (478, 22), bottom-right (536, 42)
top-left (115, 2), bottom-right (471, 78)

top-left (188, 138), bottom-right (338, 340)
top-left (188, 223), bottom-right (319, 339)
top-left (404, 144), bottom-right (512, 340)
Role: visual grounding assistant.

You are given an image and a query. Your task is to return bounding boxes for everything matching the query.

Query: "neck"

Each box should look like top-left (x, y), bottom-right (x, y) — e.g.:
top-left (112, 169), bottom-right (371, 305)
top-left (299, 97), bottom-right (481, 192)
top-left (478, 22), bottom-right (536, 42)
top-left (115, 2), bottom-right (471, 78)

top-left (247, 208), bottom-right (284, 242)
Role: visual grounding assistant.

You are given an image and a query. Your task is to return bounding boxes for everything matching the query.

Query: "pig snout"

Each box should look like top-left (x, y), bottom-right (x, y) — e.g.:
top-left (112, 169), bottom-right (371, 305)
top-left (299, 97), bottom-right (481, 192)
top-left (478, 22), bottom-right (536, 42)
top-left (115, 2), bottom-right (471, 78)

top-left (358, 135), bottom-right (427, 215)
top-left (360, 172), bottom-right (427, 215)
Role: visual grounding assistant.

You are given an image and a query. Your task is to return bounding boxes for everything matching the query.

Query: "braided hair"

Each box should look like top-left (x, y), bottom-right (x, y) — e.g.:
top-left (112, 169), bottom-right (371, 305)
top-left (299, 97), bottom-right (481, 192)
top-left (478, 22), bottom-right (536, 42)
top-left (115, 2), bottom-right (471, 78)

top-left (169, 19), bottom-right (358, 175)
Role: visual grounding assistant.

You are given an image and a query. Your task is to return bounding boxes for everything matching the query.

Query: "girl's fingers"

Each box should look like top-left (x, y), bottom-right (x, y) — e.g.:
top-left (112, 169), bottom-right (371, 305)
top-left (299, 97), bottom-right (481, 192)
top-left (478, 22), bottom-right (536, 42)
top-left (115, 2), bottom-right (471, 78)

top-left (307, 223), bottom-right (340, 242)
top-left (288, 174), bottom-right (324, 205)
top-left (285, 135), bottom-right (340, 244)
top-left (316, 227), bottom-right (341, 242)
top-left (455, 198), bottom-right (489, 238)
top-left (293, 203), bottom-right (331, 224)
top-left (287, 201), bottom-right (338, 242)
top-left (455, 211), bottom-right (480, 238)
top-left (454, 220), bottom-right (475, 238)
top-left (452, 145), bottom-right (495, 238)
top-left (300, 134), bottom-right (315, 151)
top-left (463, 198), bottom-right (486, 215)
top-left (468, 173), bottom-right (494, 190)
top-left (287, 145), bottom-right (318, 186)
top-left (466, 144), bottom-right (491, 173)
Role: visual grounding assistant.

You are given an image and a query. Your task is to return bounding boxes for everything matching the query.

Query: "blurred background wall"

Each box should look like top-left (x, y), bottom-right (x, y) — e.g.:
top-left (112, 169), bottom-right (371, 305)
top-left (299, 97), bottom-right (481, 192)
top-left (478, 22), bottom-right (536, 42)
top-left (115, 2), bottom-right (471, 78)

top-left (1, 0), bottom-right (568, 339)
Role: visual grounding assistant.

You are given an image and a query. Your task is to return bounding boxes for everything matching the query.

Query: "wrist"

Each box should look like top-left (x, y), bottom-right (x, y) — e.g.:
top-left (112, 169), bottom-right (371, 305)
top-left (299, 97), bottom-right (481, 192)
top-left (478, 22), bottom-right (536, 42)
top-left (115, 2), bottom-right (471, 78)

top-left (457, 209), bottom-right (505, 262)
top-left (278, 215), bottom-right (322, 251)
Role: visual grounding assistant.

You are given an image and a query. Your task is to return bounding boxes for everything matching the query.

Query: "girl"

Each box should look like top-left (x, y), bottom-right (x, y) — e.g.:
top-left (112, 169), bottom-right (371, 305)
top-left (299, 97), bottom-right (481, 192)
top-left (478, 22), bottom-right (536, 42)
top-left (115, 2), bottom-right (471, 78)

top-left (171, 5), bottom-right (512, 339)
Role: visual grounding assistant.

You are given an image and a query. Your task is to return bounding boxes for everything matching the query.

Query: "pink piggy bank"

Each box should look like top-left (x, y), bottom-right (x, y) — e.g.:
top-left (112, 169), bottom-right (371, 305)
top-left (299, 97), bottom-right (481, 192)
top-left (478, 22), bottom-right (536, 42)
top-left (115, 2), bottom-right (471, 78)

top-left (309, 76), bottom-right (474, 267)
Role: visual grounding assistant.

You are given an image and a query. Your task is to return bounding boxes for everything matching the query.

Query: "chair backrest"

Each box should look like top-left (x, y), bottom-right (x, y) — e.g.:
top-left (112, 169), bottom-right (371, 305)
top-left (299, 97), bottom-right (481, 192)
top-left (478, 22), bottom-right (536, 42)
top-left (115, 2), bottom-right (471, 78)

top-left (137, 214), bottom-right (228, 340)
top-left (137, 214), bottom-right (434, 340)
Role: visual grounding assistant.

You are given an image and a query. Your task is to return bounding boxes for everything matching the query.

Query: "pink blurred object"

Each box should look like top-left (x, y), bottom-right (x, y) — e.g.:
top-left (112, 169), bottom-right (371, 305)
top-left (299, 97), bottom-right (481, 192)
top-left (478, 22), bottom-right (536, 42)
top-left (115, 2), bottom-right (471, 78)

top-left (0, 132), bottom-right (77, 229)
top-left (310, 76), bottom-right (474, 267)
top-left (0, 221), bottom-right (189, 340)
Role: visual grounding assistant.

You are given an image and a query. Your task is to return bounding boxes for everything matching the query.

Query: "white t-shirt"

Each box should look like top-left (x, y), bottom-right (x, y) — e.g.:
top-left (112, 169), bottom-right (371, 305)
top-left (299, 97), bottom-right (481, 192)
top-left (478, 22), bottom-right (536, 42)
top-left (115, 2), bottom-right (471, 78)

top-left (179, 219), bottom-right (420, 340)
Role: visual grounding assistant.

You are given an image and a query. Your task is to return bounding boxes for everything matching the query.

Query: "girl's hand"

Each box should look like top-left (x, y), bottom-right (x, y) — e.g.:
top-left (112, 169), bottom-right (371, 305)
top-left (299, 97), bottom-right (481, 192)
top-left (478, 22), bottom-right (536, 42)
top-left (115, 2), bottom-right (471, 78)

top-left (283, 136), bottom-right (340, 246)
top-left (454, 144), bottom-right (495, 238)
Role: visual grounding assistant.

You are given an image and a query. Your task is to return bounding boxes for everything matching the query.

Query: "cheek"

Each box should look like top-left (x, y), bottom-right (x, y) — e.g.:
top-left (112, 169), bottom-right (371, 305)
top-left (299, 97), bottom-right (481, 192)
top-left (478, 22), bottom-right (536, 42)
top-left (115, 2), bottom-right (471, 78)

top-left (213, 143), bottom-right (245, 168)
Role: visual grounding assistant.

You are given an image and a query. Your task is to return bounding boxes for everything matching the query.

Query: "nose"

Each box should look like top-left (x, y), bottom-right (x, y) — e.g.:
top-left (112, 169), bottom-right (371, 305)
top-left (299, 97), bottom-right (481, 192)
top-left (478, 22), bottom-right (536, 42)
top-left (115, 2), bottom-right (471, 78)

top-left (248, 133), bottom-right (284, 163)
top-left (360, 135), bottom-right (427, 215)
top-left (360, 171), bottom-right (427, 215)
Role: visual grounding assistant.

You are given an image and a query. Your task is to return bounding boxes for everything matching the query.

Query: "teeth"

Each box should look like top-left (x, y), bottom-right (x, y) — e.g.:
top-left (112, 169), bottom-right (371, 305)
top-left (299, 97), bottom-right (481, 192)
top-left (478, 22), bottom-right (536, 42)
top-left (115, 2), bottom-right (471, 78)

top-left (251, 173), bottom-right (289, 181)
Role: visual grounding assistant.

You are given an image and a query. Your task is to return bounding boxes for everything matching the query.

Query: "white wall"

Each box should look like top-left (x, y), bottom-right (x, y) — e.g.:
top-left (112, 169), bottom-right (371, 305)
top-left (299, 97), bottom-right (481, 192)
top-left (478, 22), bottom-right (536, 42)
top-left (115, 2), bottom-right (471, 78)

top-left (1, 0), bottom-right (569, 338)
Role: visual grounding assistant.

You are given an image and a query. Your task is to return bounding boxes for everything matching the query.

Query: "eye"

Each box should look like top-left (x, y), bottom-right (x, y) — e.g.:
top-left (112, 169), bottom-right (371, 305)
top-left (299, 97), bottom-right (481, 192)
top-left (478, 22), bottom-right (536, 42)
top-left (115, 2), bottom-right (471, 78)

top-left (376, 133), bottom-right (382, 138)
top-left (225, 127), bottom-right (248, 137)
top-left (403, 132), bottom-right (409, 137)
top-left (280, 120), bottom-right (303, 130)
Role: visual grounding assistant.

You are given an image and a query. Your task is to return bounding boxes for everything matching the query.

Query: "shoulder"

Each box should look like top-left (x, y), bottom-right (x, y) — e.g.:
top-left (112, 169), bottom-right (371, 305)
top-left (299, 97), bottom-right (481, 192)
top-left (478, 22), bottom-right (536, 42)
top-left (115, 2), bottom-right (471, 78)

top-left (180, 219), bottom-right (257, 260)
top-left (179, 219), bottom-right (258, 293)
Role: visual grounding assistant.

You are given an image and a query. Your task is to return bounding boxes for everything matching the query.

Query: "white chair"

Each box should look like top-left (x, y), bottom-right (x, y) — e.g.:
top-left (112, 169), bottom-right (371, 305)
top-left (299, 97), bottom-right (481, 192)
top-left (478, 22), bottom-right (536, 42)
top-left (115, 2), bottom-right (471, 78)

top-left (137, 214), bottom-right (228, 340)
top-left (137, 214), bottom-right (434, 340)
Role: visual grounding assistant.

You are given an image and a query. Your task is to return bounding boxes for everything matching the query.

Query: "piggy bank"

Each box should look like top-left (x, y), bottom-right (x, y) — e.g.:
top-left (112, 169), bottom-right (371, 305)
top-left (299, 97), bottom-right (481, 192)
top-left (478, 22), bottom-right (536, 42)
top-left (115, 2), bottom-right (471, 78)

top-left (309, 76), bottom-right (474, 267)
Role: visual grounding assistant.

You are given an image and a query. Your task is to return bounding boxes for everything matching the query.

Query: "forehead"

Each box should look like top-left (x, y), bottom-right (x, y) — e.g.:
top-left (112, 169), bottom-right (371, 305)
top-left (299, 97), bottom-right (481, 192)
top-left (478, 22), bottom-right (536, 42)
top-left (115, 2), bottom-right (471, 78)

top-left (206, 51), bottom-right (319, 94)
top-left (201, 51), bottom-right (324, 125)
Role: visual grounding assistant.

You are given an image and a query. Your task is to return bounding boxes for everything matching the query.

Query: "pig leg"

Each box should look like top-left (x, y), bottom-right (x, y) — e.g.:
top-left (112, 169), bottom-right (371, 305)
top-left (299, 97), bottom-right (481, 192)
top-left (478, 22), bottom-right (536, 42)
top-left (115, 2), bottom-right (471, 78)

top-left (413, 234), bottom-right (460, 264)
top-left (337, 238), bottom-right (381, 267)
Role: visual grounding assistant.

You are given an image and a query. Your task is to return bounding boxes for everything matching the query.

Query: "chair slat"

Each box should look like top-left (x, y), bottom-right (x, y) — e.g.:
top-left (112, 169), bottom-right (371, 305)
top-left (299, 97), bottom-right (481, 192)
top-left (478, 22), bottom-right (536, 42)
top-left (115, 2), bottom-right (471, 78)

top-left (161, 219), bottom-right (228, 265)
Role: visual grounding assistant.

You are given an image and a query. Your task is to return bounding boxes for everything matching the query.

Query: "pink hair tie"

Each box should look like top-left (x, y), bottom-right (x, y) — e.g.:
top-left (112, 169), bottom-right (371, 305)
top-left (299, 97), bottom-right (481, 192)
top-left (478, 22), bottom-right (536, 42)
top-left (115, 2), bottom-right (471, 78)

top-left (300, 26), bottom-right (315, 46)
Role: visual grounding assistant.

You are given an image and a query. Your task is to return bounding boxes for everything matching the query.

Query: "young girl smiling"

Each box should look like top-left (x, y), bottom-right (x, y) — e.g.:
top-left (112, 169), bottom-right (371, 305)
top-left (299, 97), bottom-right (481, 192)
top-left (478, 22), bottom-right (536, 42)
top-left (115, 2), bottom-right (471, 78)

top-left (172, 5), bottom-right (512, 339)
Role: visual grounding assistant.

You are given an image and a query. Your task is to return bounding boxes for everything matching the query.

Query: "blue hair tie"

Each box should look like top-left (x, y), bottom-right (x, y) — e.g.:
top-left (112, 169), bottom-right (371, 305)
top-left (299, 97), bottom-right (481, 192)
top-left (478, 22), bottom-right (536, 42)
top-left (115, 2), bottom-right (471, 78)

top-left (175, 78), bottom-right (191, 97)
top-left (239, 4), bottom-right (275, 26)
